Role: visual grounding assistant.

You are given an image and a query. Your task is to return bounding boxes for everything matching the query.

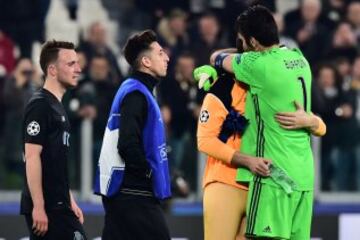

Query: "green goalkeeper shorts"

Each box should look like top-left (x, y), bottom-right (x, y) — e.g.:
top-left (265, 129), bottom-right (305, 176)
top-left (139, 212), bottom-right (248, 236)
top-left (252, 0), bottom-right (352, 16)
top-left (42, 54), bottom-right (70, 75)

top-left (245, 179), bottom-right (313, 240)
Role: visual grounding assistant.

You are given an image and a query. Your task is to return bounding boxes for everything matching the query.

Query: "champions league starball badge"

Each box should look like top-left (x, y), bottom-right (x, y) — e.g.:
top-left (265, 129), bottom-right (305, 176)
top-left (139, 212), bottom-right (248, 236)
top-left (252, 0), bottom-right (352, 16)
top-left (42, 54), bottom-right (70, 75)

top-left (199, 110), bottom-right (210, 123)
top-left (27, 121), bottom-right (41, 136)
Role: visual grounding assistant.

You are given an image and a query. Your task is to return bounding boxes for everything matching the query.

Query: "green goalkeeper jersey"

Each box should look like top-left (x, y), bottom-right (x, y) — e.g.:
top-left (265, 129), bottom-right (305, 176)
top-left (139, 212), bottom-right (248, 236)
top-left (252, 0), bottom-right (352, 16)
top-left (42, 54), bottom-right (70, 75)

top-left (233, 46), bottom-right (314, 190)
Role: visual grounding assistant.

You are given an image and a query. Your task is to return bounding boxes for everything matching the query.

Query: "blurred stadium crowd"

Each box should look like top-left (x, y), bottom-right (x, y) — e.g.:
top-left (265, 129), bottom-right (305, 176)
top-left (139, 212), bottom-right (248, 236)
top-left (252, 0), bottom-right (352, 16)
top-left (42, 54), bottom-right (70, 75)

top-left (0, 0), bottom-right (359, 196)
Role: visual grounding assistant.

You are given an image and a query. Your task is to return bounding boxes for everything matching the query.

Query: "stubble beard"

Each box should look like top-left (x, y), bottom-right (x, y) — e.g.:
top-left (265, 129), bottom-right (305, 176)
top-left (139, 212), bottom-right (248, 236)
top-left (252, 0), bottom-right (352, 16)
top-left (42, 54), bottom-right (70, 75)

top-left (59, 77), bottom-right (77, 90)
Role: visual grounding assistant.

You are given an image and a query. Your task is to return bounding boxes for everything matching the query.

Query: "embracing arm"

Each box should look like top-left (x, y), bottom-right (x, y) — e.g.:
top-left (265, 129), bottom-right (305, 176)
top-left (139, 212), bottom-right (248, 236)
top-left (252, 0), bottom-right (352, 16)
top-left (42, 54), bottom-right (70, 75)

top-left (309, 115), bottom-right (326, 136)
top-left (197, 94), bottom-right (271, 176)
top-left (198, 138), bottom-right (270, 176)
top-left (275, 101), bottom-right (327, 136)
top-left (197, 94), bottom-right (236, 164)
top-left (194, 48), bottom-right (252, 91)
top-left (209, 48), bottom-right (237, 74)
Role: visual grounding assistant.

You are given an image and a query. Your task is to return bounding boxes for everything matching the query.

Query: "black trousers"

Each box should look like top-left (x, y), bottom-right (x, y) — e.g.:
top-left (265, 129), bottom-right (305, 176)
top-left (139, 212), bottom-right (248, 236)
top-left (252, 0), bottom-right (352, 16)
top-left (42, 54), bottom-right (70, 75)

top-left (102, 193), bottom-right (170, 240)
top-left (24, 209), bottom-right (87, 240)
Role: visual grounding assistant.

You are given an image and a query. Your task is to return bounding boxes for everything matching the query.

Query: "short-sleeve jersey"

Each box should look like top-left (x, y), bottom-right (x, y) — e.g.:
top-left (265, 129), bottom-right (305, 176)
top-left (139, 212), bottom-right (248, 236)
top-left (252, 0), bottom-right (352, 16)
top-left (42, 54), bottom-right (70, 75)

top-left (232, 47), bottom-right (314, 190)
top-left (20, 88), bottom-right (71, 214)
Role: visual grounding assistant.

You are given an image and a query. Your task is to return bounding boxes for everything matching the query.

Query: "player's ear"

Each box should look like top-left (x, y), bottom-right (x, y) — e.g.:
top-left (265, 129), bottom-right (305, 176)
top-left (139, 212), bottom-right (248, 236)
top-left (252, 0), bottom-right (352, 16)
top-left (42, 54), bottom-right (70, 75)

top-left (48, 64), bottom-right (57, 77)
top-left (141, 55), bottom-right (151, 68)
top-left (250, 37), bottom-right (258, 50)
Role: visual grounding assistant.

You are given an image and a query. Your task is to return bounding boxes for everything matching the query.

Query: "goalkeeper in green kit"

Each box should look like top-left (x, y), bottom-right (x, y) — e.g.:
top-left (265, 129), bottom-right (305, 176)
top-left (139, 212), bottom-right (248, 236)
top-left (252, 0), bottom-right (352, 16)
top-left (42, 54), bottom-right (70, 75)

top-left (194, 5), bottom-right (327, 240)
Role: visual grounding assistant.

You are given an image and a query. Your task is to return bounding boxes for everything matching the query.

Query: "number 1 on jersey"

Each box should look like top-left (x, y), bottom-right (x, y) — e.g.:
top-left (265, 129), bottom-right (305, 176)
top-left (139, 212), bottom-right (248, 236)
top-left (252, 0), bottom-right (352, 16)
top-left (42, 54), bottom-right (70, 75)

top-left (297, 77), bottom-right (307, 112)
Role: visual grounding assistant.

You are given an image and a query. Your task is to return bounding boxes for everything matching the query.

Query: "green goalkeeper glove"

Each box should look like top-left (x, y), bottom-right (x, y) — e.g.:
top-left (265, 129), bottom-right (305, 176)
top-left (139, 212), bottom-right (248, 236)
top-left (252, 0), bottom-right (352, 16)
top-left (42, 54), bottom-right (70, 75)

top-left (193, 65), bottom-right (218, 91)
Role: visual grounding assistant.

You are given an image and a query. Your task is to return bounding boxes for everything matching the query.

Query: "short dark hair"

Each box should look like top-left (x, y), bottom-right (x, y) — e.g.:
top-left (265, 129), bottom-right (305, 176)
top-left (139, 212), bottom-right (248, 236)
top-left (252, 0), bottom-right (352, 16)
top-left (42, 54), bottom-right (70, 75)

top-left (177, 51), bottom-right (195, 61)
top-left (235, 5), bottom-right (279, 47)
top-left (123, 30), bottom-right (157, 69)
top-left (200, 12), bottom-right (219, 22)
top-left (40, 40), bottom-right (75, 76)
top-left (315, 63), bottom-right (342, 90)
top-left (91, 53), bottom-right (109, 65)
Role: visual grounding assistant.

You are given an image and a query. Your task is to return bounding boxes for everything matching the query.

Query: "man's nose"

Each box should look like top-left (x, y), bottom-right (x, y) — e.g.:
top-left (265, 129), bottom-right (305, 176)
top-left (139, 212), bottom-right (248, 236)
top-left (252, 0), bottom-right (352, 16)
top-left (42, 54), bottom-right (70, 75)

top-left (76, 64), bottom-right (82, 73)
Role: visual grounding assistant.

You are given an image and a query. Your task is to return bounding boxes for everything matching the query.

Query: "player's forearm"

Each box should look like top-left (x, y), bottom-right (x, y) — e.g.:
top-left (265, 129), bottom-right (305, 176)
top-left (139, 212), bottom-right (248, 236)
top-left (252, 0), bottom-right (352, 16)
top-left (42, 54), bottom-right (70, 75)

top-left (307, 114), bottom-right (318, 131)
top-left (309, 115), bottom-right (326, 136)
top-left (26, 155), bottom-right (45, 208)
top-left (197, 136), bottom-right (235, 164)
top-left (231, 151), bottom-right (255, 168)
top-left (210, 48), bottom-right (237, 66)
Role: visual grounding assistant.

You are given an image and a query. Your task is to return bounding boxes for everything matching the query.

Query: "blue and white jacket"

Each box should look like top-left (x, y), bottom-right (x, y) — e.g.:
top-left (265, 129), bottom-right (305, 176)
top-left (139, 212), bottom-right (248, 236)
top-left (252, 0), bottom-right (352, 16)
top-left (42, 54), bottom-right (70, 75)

top-left (94, 78), bottom-right (171, 200)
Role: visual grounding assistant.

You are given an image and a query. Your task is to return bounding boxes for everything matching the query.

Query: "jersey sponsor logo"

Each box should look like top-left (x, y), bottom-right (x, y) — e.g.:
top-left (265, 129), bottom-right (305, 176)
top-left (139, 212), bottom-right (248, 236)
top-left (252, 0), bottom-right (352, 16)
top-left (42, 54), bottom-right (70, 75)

top-left (27, 121), bottom-right (40, 136)
top-left (199, 110), bottom-right (210, 123)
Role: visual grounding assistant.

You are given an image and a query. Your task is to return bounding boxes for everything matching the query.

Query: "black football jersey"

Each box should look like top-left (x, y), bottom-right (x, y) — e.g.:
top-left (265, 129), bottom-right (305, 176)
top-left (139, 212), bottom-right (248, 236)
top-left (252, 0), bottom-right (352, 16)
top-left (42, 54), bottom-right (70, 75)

top-left (21, 88), bottom-right (71, 214)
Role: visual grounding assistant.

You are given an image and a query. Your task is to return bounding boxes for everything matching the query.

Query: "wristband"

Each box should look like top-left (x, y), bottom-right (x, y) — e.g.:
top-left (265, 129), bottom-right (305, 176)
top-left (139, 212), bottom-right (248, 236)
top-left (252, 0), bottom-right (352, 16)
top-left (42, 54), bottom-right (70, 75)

top-left (214, 53), bottom-right (228, 69)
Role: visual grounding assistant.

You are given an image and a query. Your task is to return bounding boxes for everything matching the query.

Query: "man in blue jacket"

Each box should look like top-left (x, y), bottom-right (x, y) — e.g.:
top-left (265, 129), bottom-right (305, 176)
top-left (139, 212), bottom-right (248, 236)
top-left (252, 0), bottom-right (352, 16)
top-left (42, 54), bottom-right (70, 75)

top-left (94, 30), bottom-right (171, 240)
